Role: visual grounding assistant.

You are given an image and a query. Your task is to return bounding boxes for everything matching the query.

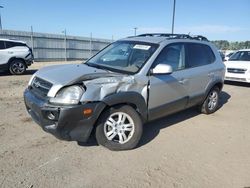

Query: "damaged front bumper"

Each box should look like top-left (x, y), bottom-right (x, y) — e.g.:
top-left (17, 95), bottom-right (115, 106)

top-left (24, 52), bottom-right (34, 67)
top-left (24, 89), bottom-right (105, 142)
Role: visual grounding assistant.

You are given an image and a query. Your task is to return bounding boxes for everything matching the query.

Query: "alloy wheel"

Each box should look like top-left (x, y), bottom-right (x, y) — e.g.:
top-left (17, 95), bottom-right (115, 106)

top-left (104, 112), bottom-right (135, 144)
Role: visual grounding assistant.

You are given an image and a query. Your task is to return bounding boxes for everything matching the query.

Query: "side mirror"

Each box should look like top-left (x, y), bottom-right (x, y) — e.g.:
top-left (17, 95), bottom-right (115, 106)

top-left (151, 64), bottom-right (173, 75)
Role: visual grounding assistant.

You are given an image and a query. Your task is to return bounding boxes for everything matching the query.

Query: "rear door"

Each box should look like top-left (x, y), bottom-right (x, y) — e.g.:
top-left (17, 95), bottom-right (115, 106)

top-left (183, 43), bottom-right (217, 107)
top-left (148, 43), bottom-right (189, 121)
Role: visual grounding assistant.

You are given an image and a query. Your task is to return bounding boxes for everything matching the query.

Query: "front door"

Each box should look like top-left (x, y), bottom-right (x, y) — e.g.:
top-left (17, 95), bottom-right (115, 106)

top-left (148, 43), bottom-right (188, 121)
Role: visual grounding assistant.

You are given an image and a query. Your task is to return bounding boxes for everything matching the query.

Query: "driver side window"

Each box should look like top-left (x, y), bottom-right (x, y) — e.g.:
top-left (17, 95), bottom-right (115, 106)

top-left (153, 44), bottom-right (185, 71)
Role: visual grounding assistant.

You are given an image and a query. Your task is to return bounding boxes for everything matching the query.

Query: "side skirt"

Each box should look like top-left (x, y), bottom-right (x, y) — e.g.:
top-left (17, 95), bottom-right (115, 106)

top-left (148, 97), bottom-right (188, 121)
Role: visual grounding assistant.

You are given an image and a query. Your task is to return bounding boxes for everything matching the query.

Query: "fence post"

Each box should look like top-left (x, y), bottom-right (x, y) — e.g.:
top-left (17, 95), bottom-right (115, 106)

top-left (89, 32), bottom-right (92, 58)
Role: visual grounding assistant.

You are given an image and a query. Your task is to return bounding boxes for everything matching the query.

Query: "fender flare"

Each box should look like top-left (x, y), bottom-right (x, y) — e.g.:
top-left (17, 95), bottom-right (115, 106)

top-left (102, 91), bottom-right (148, 121)
top-left (203, 79), bottom-right (224, 102)
top-left (8, 57), bottom-right (27, 67)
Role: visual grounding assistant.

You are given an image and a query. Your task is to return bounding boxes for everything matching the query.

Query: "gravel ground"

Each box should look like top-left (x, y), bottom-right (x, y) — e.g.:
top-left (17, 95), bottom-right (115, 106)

top-left (0, 61), bottom-right (250, 188)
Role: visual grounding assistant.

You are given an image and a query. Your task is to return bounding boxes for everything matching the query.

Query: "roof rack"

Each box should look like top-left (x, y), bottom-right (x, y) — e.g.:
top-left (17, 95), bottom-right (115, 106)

top-left (135, 33), bottom-right (209, 41)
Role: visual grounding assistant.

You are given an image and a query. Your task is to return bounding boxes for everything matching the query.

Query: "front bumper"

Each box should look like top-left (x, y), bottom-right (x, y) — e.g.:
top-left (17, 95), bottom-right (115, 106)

top-left (24, 51), bottom-right (34, 66)
top-left (25, 59), bottom-right (33, 66)
top-left (225, 72), bottom-right (250, 83)
top-left (25, 55), bottom-right (33, 66)
top-left (24, 89), bottom-right (106, 142)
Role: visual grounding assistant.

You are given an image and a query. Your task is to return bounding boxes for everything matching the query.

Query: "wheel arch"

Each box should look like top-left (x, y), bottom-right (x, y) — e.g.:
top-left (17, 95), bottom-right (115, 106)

top-left (203, 80), bottom-right (224, 102)
top-left (8, 57), bottom-right (26, 67)
top-left (102, 92), bottom-right (148, 122)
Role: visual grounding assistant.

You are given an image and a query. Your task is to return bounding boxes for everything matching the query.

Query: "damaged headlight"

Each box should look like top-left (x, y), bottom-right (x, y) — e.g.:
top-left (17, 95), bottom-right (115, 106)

top-left (49, 85), bottom-right (84, 105)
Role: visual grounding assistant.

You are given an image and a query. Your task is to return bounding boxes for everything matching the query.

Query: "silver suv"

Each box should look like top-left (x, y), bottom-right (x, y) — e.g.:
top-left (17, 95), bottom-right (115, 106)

top-left (24, 34), bottom-right (225, 150)
top-left (0, 39), bottom-right (33, 75)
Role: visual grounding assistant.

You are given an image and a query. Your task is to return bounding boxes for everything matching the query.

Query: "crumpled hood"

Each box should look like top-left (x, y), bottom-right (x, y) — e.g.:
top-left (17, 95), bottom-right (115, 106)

top-left (35, 64), bottom-right (110, 85)
top-left (225, 61), bottom-right (250, 70)
top-left (31, 63), bottom-right (148, 103)
top-left (33, 63), bottom-right (137, 98)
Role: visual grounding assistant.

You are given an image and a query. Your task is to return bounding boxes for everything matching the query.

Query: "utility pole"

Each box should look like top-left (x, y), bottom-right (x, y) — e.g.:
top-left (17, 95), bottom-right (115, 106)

top-left (171, 0), bottom-right (176, 34)
top-left (134, 27), bottom-right (138, 36)
top-left (30, 26), bottom-right (34, 53)
top-left (0, 6), bottom-right (4, 30)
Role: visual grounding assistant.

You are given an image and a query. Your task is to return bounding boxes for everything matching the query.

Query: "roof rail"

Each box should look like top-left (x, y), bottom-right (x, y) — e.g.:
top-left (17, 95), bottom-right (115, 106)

top-left (135, 33), bottom-right (209, 41)
top-left (191, 35), bottom-right (209, 41)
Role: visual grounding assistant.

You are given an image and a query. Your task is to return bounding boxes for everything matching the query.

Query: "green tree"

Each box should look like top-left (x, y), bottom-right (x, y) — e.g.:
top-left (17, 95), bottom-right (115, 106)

top-left (212, 40), bottom-right (250, 50)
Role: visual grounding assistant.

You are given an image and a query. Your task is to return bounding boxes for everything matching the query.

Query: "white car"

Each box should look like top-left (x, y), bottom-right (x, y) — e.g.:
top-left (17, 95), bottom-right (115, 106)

top-left (225, 49), bottom-right (250, 83)
top-left (0, 39), bottom-right (33, 75)
top-left (224, 51), bottom-right (235, 61)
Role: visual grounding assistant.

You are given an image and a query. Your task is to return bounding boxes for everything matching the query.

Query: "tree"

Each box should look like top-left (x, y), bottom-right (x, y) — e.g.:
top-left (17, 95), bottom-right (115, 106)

top-left (212, 40), bottom-right (250, 50)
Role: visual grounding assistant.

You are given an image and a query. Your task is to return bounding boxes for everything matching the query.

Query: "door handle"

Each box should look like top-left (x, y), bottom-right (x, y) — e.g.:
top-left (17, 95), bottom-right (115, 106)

top-left (8, 51), bottom-right (14, 54)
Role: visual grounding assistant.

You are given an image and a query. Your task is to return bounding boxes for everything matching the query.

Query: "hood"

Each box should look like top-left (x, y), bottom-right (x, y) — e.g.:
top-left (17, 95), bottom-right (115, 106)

top-left (35, 63), bottom-right (119, 86)
top-left (225, 61), bottom-right (250, 70)
top-left (32, 63), bottom-right (148, 103)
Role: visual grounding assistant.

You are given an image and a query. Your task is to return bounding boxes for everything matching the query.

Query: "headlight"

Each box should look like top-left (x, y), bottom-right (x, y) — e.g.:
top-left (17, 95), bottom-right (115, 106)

top-left (49, 85), bottom-right (84, 105)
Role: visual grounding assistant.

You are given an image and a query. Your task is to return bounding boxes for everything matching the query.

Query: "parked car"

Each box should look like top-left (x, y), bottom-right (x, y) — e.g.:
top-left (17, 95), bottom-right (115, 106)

top-left (219, 51), bottom-right (225, 61)
top-left (0, 39), bottom-right (33, 75)
top-left (224, 50), bottom-right (235, 61)
top-left (225, 49), bottom-right (250, 83)
top-left (24, 33), bottom-right (225, 150)
top-left (224, 52), bottom-right (234, 61)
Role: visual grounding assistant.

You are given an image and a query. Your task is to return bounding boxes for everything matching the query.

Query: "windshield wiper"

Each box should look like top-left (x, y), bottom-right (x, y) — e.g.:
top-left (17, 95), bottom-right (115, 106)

top-left (84, 62), bottom-right (92, 67)
top-left (85, 62), bottom-right (111, 72)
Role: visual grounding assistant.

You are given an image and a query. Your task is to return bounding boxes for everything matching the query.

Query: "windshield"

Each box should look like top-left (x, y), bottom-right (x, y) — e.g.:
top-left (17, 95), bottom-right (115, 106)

top-left (229, 51), bottom-right (250, 61)
top-left (86, 41), bottom-right (158, 74)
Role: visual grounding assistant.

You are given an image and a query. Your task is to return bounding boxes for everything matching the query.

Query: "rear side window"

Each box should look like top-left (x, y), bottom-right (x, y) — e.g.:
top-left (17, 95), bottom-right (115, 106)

top-left (5, 41), bottom-right (15, 48)
top-left (0, 41), bottom-right (5, 49)
top-left (5, 41), bottom-right (26, 49)
top-left (186, 43), bottom-right (215, 68)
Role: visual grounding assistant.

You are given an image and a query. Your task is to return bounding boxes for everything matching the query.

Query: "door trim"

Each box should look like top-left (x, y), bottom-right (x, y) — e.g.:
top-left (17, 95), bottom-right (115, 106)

top-left (148, 96), bottom-right (188, 121)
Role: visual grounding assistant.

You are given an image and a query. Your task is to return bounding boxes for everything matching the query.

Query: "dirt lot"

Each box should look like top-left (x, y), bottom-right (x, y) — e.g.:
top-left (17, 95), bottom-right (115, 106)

top-left (0, 61), bottom-right (250, 188)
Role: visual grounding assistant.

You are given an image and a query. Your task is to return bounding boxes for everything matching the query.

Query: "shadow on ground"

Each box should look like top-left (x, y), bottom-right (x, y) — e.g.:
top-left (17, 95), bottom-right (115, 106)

top-left (0, 69), bottom-right (37, 76)
top-left (77, 136), bottom-right (98, 147)
top-left (224, 81), bottom-right (250, 88)
top-left (78, 91), bottom-right (231, 149)
top-left (139, 91), bottom-right (230, 148)
top-left (78, 91), bottom-right (231, 147)
top-left (218, 91), bottom-right (231, 109)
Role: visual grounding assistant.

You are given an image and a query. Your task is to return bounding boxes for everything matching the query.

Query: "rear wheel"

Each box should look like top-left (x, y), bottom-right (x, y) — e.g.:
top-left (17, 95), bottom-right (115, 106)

top-left (9, 59), bottom-right (26, 75)
top-left (95, 105), bottom-right (143, 151)
top-left (199, 87), bottom-right (220, 114)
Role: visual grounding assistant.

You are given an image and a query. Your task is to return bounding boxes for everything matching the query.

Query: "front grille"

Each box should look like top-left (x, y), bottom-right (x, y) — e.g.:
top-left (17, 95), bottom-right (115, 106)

top-left (31, 77), bottom-right (53, 97)
top-left (227, 68), bottom-right (247, 74)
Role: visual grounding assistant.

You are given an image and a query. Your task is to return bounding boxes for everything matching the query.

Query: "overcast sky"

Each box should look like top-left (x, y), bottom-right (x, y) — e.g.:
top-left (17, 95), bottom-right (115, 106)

top-left (1, 0), bottom-right (249, 41)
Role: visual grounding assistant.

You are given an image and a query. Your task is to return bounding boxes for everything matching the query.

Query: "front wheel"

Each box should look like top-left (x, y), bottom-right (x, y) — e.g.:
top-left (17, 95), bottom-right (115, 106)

top-left (95, 105), bottom-right (143, 151)
top-left (199, 87), bottom-right (220, 114)
top-left (9, 59), bottom-right (26, 75)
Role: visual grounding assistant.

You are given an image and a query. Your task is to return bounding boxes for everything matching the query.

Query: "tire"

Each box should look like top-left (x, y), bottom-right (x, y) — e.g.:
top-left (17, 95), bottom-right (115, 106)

top-left (9, 59), bottom-right (26, 75)
top-left (199, 87), bottom-right (220, 114)
top-left (95, 105), bottom-right (143, 151)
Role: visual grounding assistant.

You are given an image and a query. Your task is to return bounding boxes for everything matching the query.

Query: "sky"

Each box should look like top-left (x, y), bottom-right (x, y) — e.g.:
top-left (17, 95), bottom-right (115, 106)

top-left (0, 0), bottom-right (249, 41)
